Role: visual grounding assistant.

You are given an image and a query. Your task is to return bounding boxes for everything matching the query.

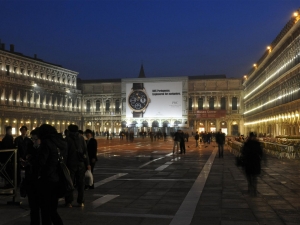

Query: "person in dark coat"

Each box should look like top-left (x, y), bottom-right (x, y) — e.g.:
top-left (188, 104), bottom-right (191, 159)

top-left (64, 124), bottom-right (90, 207)
top-left (242, 132), bottom-right (263, 196)
top-left (216, 129), bottom-right (225, 158)
top-left (85, 129), bottom-right (98, 189)
top-left (14, 126), bottom-right (31, 185)
top-left (173, 130), bottom-right (181, 154)
top-left (179, 130), bottom-right (186, 154)
top-left (23, 128), bottom-right (41, 225)
top-left (38, 124), bottom-right (67, 225)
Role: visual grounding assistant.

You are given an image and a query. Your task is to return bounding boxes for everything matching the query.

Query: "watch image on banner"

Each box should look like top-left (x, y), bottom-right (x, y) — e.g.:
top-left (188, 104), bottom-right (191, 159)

top-left (126, 82), bottom-right (182, 118)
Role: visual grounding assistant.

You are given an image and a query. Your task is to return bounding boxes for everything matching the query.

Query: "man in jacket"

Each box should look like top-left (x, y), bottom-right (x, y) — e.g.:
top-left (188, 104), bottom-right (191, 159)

top-left (85, 129), bottom-right (97, 189)
top-left (216, 129), bottom-right (225, 158)
top-left (65, 124), bottom-right (91, 207)
top-left (14, 126), bottom-right (31, 185)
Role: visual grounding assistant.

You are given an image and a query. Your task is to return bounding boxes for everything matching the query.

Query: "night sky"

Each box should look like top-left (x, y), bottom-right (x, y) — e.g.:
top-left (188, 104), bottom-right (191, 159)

top-left (1, 0), bottom-right (299, 80)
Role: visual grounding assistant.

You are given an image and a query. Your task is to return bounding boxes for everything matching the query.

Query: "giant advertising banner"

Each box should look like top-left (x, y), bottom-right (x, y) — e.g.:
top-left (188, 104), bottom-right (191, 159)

top-left (126, 82), bottom-right (182, 118)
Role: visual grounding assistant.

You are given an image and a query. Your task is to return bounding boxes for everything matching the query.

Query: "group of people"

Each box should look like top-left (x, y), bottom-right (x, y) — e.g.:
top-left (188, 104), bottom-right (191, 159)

top-left (0, 124), bottom-right (98, 224)
top-left (172, 130), bottom-right (186, 154)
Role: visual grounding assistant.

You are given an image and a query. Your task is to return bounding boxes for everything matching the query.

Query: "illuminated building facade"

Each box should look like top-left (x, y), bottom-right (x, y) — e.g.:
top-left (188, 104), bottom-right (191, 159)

top-left (188, 76), bottom-right (244, 136)
top-left (79, 78), bottom-right (122, 134)
top-left (0, 43), bottom-right (82, 135)
top-left (79, 73), bottom-right (243, 135)
top-left (243, 9), bottom-right (300, 136)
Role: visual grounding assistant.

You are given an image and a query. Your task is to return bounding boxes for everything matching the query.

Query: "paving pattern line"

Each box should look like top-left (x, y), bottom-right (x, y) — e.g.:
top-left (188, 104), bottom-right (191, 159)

top-left (87, 212), bottom-right (174, 219)
top-left (94, 173), bottom-right (128, 188)
top-left (139, 157), bottom-right (164, 168)
top-left (155, 162), bottom-right (173, 171)
top-left (170, 149), bottom-right (217, 225)
top-left (90, 194), bottom-right (119, 209)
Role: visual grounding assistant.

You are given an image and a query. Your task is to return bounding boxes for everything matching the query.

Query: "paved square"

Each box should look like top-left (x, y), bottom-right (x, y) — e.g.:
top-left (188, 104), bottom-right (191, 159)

top-left (1, 137), bottom-right (300, 225)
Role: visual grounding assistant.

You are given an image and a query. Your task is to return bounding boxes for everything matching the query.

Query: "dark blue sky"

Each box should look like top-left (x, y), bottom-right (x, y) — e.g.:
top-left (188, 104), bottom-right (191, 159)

top-left (1, 0), bottom-right (299, 79)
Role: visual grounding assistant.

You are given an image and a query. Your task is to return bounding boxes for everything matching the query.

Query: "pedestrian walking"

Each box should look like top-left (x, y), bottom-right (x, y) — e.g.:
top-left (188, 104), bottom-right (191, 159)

top-left (216, 129), bottom-right (225, 158)
top-left (85, 129), bottom-right (98, 189)
top-left (242, 132), bottom-right (263, 196)
top-left (194, 131), bottom-right (200, 147)
top-left (173, 130), bottom-right (180, 154)
top-left (179, 130), bottom-right (186, 154)
top-left (64, 124), bottom-right (91, 208)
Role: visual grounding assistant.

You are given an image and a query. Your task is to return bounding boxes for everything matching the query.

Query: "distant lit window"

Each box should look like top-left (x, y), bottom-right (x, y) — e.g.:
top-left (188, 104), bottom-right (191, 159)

top-left (221, 97), bottom-right (226, 110)
top-left (188, 97), bottom-right (192, 110)
top-left (86, 100), bottom-right (91, 112)
top-left (96, 100), bottom-right (100, 111)
top-left (198, 98), bottom-right (203, 110)
top-left (232, 97), bottom-right (237, 110)
top-left (105, 100), bottom-right (110, 112)
top-left (115, 100), bottom-right (120, 113)
top-left (209, 97), bottom-right (214, 110)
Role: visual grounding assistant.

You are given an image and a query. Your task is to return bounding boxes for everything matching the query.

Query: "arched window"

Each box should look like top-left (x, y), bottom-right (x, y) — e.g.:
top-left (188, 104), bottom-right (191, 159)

top-left (96, 100), bottom-right (100, 111)
top-left (105, 100), bottom-right (110, 112)
top-left (152, 121), bottom-right (159, 127)
top-left (86, 100), bottom-right (91, 112)
top-left (162, 121), bottom-right (169, 127)
top-left (174, 120), bottom-right (181, 126)
top-left (142, 121), bottom-right (148, 127)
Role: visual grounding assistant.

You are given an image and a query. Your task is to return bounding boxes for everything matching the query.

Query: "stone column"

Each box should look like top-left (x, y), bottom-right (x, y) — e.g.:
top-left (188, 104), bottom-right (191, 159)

top-left (239, 119), bottom-right (244, 135)
top-left (228, 120), bottom-right (232, 136)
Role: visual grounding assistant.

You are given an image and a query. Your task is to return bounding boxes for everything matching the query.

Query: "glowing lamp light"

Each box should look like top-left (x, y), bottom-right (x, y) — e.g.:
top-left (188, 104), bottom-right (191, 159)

top-left (253, 63), bottom-right (257, 68)
top-left (293, 12), bottom-right (299, 17)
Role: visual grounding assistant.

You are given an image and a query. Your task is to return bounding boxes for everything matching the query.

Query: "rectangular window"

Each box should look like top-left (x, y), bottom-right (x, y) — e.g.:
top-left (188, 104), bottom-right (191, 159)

top-left (96, 100), bottom-right (100, 111)
top-left (221, 97), bottom-right (226, 110)
top-left (188, 98), bottom-right (192, 110)
top-left (232, 97), bottom-right (238, 110)
top-left (115, 100), bottom-right (120, 113)
top-left (198, 98), bottom-right (203, 110)
top-left (106, 100), bottom-right (110, 112)
top-left (209, 97), bottom-right (214, 110)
